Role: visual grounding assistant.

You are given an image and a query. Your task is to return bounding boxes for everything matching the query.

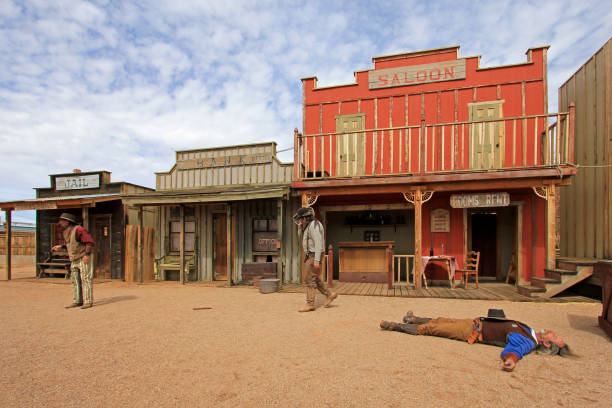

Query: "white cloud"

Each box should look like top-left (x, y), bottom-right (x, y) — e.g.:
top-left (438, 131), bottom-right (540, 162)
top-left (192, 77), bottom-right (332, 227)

top-left (0, 0), bottom-right (610, 221)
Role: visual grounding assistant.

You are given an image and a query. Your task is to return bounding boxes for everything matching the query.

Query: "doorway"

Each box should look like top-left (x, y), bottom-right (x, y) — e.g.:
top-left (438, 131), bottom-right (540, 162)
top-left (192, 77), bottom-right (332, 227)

top-left (468, 206), bottom-right (517, 281)
top-left (92, 214), bottom-right (111, 279)
top-left (213, 213), bottom-right (228, 281)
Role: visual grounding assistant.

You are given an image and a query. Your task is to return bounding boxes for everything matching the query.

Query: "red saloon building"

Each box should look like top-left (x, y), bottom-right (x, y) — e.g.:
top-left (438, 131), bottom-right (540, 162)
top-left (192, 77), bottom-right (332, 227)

top-left (292, 45), bottom-right (576, 294)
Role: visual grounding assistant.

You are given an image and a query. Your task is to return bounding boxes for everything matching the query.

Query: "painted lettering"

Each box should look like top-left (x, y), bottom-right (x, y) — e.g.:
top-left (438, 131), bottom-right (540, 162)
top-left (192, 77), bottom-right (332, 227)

top-left (391, 73), bottom-right (401, 86)
top-left (429, 68), bottom-right (441, 81)
top-left (378, 74), bottom-right (388, 86)
top-left (403, 72), bottom-right (414, 84)
top-left (444, 67), bottom-right (455, 79)
top-left (416, 71), bottom-right (427, 82)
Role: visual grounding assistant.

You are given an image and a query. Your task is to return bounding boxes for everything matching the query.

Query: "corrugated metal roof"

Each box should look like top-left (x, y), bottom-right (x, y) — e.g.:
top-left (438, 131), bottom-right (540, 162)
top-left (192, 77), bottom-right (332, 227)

top-left (0, 193), bottom-right (121, 211)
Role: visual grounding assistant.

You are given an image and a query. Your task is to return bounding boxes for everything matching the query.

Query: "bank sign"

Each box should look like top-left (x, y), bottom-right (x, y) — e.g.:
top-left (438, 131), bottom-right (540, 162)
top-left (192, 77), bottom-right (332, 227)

top-left (368, 59), bottom-right (466, 89)
top-left (450, 192), bottom-right (510, 208)
top-left (56, 174), bottom-right (100, 191)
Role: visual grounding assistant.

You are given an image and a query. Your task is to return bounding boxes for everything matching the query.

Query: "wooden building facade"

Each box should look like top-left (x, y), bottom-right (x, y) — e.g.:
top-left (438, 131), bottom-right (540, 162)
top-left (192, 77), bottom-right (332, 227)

top-left (292, 45), bottom-right (577, 291)
top-left (0, 170), bottom-right (154, 280)
top-left (558, 37), bottom-right (611, 261)
top-left (123, 142), bottom-right (303, 284)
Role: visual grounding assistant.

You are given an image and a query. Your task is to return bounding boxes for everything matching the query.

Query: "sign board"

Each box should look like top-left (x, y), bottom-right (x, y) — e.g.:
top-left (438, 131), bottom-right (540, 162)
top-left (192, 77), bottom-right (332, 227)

top-left (253, 231), bottom-right (279, 252)
top-left (55, 174), bottom-right (100, 191)
top-left (430, 208), bottom-right (450, 232)
top-left (450, 192), bottom-right (510, 208)
top-left (177, 154), bottom-right (273, 170)
top-left (369, 59), bottom-right (466, 89)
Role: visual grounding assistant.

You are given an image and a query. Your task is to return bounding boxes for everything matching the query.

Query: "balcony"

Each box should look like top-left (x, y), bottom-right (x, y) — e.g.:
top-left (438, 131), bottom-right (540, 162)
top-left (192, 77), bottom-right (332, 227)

top-left (293, 109), bottom-right (575, 185)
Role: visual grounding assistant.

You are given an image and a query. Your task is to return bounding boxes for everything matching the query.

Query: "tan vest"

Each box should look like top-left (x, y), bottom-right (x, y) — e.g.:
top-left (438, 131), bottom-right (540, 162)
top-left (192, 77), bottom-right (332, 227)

top-left (63, 225), bottom-right (87, 261)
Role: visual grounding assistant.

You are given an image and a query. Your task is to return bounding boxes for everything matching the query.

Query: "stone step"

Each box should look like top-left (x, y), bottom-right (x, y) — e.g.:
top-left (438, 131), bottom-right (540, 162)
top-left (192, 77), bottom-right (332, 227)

top-left (517, 285), bottom-right (546, 297)
top-left (531, 276), bottom-right (560, 289)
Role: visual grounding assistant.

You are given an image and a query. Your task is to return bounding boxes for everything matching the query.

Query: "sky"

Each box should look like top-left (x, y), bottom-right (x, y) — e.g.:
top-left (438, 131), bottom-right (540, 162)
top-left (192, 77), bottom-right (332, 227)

top-left (1, 0), bottom-right (611, 223)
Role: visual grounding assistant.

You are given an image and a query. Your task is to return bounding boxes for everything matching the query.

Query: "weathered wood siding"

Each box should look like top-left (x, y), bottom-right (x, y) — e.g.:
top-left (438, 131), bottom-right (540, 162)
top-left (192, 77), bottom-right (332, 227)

top-left (156, 143), bottom-right (293, 190)
top-left (157, 197), bottom-right (302, 283)
top-left (558, 38), bottom-right (611, 259)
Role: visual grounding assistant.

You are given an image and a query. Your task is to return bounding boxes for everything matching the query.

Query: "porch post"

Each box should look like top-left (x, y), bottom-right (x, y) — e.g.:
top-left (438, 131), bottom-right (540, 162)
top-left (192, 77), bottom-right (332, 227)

top-left (546, 184), bottom-right (557, 270)
top-left (277, 198), bottom-right (284, 282)
top-left (4, 210), bottom-right (11, 280)
top-left (138, 205), bottom-right (143, 284)
top-left (179, 205), bottom-right (185, 285)
top-left (226, 203), bottom-right (232, 286)
top-left (414, 189), bottom-right (423, 289)
top-left (81, 207), bottom-right (89, 231)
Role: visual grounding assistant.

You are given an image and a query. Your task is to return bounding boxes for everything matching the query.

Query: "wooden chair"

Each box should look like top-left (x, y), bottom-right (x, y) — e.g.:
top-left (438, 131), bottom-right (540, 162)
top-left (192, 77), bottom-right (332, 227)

top-left (457, 251), bottom-right (480, 289)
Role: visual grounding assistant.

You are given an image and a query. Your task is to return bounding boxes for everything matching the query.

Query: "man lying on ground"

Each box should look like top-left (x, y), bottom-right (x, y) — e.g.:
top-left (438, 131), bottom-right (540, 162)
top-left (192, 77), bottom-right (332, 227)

top-left (380, 311), bottom-right (570, 371)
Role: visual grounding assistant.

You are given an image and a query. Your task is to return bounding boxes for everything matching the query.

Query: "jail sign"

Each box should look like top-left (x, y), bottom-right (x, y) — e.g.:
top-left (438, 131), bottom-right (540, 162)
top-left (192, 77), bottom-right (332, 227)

top-left (450, 192), bottom-right (510, 208)
top-left (55, 174), bottom-right (100, 191)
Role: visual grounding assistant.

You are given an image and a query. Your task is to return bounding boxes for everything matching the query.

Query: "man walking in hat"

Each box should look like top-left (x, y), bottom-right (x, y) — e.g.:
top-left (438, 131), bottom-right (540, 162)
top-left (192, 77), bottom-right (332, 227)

top-left (52, 213), bottom-right (95, 309)
top-left (293, 206), bottom-right (337, 312)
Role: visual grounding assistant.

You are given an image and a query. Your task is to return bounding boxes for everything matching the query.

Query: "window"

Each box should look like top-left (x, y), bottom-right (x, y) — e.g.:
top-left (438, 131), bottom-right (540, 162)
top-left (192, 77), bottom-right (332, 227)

top-left (169, 220), bottom-right (195, 252)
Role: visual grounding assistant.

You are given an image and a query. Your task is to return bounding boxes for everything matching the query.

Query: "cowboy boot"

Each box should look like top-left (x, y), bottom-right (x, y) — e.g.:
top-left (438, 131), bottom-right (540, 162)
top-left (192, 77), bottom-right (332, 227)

top-left (298, 288), bottom-right (316, 312)
top-left (403, 311), bottom-right (431, 325)
top-left (324, 292), bottom-right (338, 307)
top-left (380, 321), bottom-right (420, 335)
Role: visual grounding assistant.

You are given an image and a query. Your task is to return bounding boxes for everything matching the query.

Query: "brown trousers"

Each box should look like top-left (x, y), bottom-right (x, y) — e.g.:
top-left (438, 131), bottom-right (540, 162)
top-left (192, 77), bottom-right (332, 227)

top-left (416, 317), bottom-right (474, 341)
top-left (304, 255), bottom-right (330, 296)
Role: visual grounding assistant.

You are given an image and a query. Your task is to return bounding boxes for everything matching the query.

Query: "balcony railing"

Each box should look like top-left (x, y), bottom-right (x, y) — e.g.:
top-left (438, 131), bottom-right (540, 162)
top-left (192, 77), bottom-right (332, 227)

top-left (294, 110), bottom-right (575, 181)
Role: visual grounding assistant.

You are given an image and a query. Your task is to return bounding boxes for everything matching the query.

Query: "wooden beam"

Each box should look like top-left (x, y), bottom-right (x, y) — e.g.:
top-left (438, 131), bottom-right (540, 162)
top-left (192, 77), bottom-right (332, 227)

top-left (179, 205), bottom-right (185, 285)
top-left (226, 203), bottom-right (232, 286)
top-left (4, 210), bottom-right (11, 280)
top-left (546, 184), bottom-right (557, 270)
top-left (81, 207), bottom-right (89, 231)
top-left (414, 189), bottom-right (423, 289)
top-left (277, 199), bottom-right (284, 282)
top-left (138, 206), bottom-right (143, 284)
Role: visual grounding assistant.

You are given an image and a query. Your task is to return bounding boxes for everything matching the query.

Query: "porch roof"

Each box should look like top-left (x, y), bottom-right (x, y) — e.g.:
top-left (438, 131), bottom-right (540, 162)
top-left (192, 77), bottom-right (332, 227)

top-left (122, 185), bottom-right (291, 206)
top-left (0, 193), bottom-right (121, 211)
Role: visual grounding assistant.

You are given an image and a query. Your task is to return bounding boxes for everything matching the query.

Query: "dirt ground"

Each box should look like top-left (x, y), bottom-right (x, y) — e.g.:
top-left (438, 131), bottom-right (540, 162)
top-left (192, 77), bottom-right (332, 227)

top-left (1, 266), bottom-right (610, 407)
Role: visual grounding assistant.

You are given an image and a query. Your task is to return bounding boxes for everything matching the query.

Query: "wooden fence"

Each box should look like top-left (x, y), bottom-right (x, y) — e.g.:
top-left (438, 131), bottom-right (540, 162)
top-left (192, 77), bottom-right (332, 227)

top-left (124, 225), bottom-right (155, 282)
top-left (0, 230), bottom-right (35, 256)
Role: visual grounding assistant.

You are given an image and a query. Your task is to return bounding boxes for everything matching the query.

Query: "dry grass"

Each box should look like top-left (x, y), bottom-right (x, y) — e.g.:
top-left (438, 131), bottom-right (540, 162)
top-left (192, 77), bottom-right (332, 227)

top-left (0, 270), bottom-right (610, 407)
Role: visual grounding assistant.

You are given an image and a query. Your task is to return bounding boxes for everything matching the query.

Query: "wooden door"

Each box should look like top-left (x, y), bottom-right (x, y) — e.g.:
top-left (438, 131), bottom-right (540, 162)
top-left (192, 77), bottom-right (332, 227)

top-left (93, 215), bottom-right (111, 279)
top-left (213, 213), bottom-right (227, 281)
top-left (471, 213), bottom-right (497, 278)
top-left (469, 102), bottom-right (504, 169)
top-left (336, 114), bottom-right (365, 177)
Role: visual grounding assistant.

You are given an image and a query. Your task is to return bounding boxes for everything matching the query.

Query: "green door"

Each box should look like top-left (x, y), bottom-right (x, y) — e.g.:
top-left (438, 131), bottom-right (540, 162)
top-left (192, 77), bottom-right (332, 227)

top-left (469, 102), bottom-right (504, 169)
top-left (336, 114), bottom-right (365, 177)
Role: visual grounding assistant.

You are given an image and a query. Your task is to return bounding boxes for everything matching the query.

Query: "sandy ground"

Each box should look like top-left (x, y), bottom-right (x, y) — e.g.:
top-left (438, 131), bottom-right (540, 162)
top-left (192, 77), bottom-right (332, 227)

top-left (1, 267), bottom-right (610, 407)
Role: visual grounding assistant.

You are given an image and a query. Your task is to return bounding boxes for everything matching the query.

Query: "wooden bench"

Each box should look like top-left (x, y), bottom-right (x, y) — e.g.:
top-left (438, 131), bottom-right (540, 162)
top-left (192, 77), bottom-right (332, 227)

top-left (37, 250), bottom-right (71, 279)
top-left (154, 253), bottom-right (198, 282)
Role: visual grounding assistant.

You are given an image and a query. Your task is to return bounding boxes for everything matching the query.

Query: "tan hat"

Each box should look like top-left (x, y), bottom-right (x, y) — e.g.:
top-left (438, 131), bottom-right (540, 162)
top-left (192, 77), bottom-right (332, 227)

top-left (59, 213), bottom-right (78, 224)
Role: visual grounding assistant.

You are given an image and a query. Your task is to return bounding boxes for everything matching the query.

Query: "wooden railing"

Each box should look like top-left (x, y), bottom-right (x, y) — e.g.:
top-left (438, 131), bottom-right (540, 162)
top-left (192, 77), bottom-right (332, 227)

top-left (393, 254), bottom-right (415, 286)
top-left (295, 110), bottom-right (575, 180)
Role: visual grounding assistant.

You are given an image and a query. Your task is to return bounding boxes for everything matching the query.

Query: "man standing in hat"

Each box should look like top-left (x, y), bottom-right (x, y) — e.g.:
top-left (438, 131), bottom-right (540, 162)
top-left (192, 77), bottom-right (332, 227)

top-left (293, 206), bottom-right (337, 312)
top-left (52, 213), bottom-right (95, 309)
top-left (379, 311), bottom-right (570, 371)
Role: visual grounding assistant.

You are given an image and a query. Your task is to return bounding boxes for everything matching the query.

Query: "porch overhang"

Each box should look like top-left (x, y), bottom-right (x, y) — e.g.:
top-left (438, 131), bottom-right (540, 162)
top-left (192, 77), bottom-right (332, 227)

top-left (122, 185), bottom-right (291, 206)
top-left (0, 193), bottom-right (122, 211)
top-left (291, 165), bottom-right (577, 197)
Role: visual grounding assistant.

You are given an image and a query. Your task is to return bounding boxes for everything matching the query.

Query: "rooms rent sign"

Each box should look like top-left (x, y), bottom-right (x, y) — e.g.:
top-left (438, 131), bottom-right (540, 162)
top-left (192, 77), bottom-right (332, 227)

top-left (450, 192), bottom-right (510, 208)
top-left (368, 59), bottom-right (466, 89)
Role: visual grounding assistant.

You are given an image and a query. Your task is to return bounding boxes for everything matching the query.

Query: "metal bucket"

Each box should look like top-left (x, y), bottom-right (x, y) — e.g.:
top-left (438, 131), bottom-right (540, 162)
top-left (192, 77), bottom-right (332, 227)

top-left (259, 278), bottom-right (280, 294)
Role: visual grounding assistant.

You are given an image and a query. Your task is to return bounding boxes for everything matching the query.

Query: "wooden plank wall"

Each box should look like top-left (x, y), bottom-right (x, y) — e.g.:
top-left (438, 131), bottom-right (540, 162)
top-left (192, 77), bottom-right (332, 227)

top-left (156, 143), bottom-right (293, 190)
top-left (558, 38), bottom-right (611, 259)
top-left (0, 230), bottom-right (35, 255)
top-left (124, 225), bottom-right (155, 282)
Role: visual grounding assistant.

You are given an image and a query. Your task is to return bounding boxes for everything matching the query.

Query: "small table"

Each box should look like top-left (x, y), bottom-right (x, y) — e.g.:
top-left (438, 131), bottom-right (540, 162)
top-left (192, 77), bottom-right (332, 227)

top-left (417, 255), bottom-right (458, 288)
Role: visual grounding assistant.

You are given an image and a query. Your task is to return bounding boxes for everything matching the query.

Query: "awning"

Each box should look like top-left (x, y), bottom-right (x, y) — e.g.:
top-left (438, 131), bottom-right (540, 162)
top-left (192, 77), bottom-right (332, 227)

top-left (0, 193), bottom-right (121, 211)
top-left (122, 185), bottom-right (291, 206)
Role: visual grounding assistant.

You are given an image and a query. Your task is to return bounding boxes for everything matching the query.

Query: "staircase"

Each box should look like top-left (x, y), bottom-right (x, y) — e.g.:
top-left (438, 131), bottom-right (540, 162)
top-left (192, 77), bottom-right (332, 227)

top-left (517, 259), bottom-right (594, 298)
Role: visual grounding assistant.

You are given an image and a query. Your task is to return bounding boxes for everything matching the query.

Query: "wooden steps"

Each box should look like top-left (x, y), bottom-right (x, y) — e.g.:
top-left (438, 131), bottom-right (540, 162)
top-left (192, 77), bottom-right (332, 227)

top-left (518, 260), bottom-right (595, 298)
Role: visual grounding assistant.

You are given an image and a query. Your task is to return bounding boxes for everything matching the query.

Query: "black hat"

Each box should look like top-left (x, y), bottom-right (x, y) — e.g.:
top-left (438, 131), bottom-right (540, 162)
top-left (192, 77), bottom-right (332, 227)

top-left (59, 213), bottom-right (78, 224)
top-left (293, 207), bottom-right (314, 224)
top-left (487, 309), bottom-right (506, 318)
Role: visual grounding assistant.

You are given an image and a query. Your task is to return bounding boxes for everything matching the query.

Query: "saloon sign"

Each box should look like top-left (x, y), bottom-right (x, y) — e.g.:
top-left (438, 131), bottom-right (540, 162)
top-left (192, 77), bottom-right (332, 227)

top-left (368, 59), bottom-right (466, 89)
top-left (450, 192), bottom-right (510, 208)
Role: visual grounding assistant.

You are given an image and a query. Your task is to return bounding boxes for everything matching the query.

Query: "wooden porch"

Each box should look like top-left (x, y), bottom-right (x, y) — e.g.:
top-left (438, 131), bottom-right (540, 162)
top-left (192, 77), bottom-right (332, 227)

top-left (280, 281), bottom-right (597, 303)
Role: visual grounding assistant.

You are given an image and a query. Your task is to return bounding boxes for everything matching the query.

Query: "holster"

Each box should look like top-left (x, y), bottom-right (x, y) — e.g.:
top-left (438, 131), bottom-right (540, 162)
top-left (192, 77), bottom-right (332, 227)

top-left (467, 318), bottom-right (483, 344)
